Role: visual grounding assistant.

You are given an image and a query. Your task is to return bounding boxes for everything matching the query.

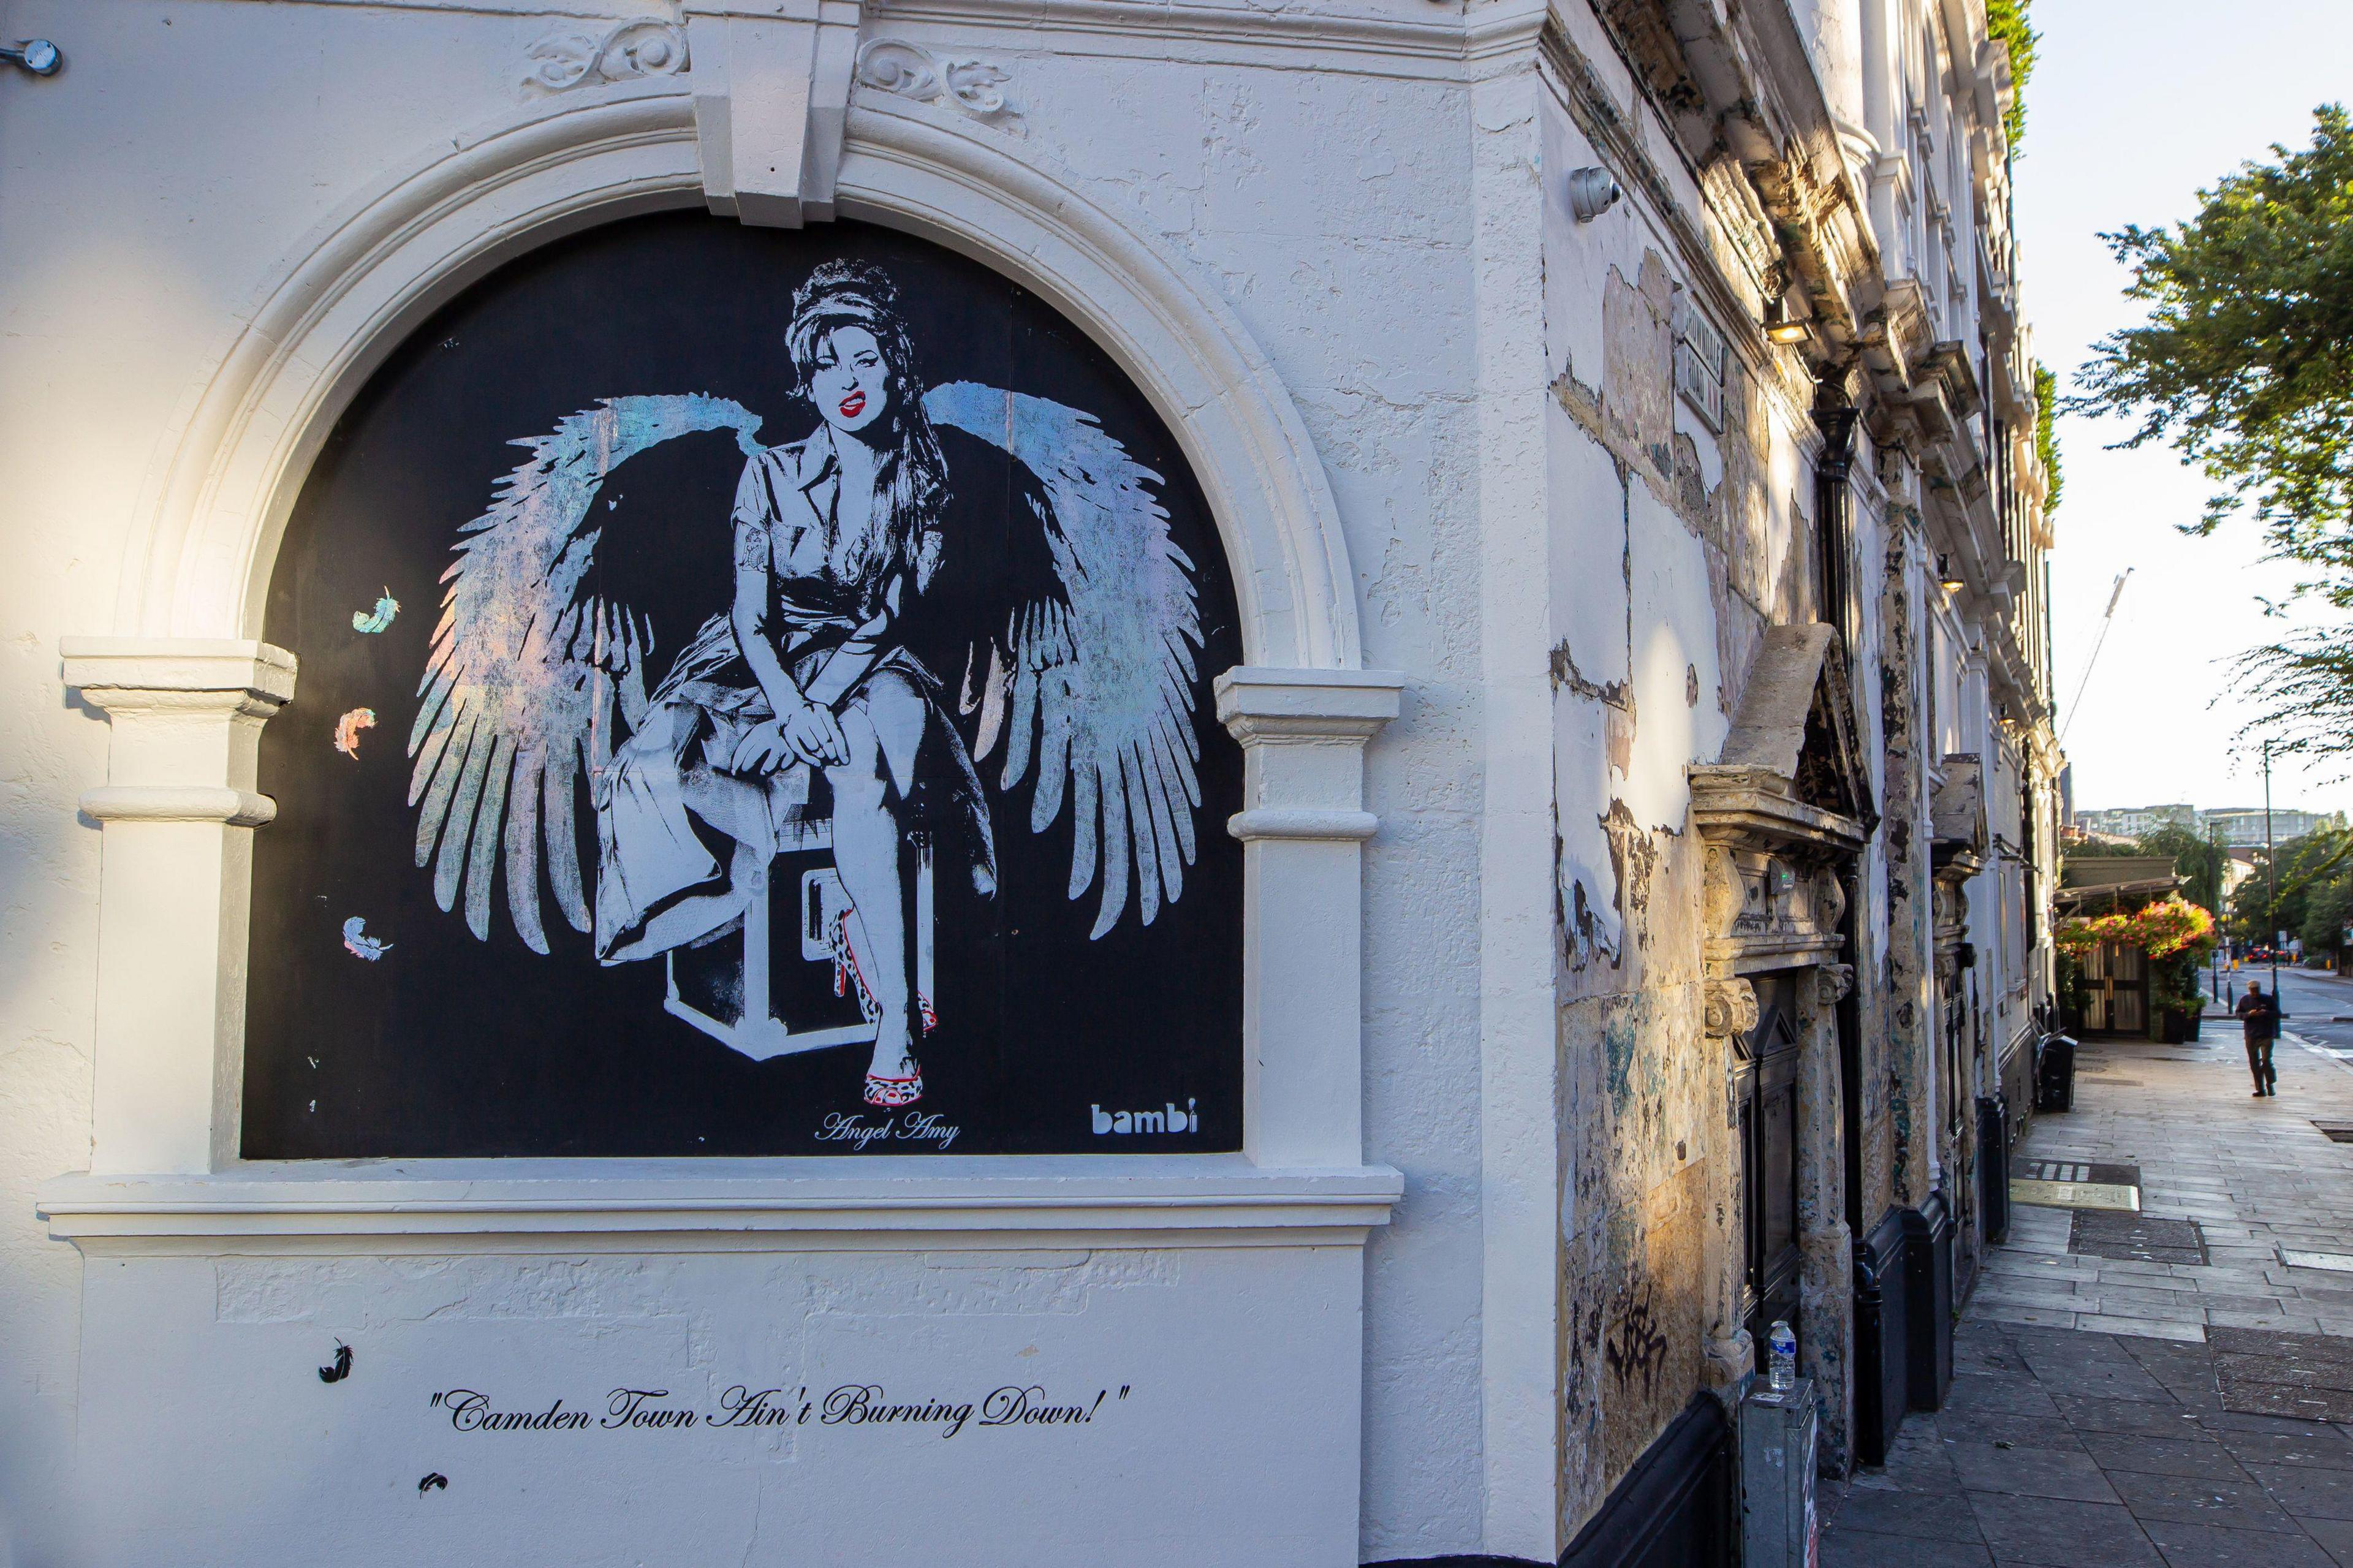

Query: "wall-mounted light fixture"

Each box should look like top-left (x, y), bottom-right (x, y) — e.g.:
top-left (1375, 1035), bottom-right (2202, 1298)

top-left (1762, 294), bottom-right (1811, 344)
top-left (1566, 167), bottom-right (1622, 222)
top-left (2, 39), bottom-right (61, 77)
top-left (1937, 553), bottom-right (1966, 593)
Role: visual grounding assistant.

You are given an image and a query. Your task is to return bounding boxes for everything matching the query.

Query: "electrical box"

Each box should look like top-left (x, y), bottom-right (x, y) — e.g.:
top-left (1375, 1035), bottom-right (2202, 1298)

top-left (1740, 1377), bottom-right (1819, 1568)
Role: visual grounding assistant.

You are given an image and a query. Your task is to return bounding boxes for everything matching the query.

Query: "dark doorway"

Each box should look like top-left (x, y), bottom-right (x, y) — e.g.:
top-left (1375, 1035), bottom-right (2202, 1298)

top-left (2077, 940), bottom-right (2150, 1036)
top-left (1739, 972), bottom-right (1805, 1366)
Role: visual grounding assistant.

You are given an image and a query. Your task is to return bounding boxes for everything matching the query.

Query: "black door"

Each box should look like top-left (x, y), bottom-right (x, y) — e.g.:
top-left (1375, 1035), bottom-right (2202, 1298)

top-left (1738, 973), bottom-right (1805, 1368)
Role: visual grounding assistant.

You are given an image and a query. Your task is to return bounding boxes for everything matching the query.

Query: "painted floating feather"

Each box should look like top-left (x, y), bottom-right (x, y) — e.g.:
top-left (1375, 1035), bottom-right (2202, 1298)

top-left (352, 589), bottom-right (399, 634)
top-left (341, 916), bottom-right (392, 960)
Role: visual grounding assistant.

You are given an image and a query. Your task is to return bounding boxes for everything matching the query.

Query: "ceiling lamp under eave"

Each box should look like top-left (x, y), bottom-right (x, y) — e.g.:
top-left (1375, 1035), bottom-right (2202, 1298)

top-left (1763, 294), bottom-right (1812, 344)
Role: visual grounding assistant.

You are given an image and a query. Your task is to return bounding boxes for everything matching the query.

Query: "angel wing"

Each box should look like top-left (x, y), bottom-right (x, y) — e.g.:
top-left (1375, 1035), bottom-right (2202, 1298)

top-left (407, 394), bottom-right (764, 951)
top-left (922, 382), bottom-right (1204, 939)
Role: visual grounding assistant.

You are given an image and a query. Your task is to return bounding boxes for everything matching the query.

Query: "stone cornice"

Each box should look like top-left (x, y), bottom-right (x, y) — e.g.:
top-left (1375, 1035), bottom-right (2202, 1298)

top-left (1689, 769), bottom-right (1868, 858)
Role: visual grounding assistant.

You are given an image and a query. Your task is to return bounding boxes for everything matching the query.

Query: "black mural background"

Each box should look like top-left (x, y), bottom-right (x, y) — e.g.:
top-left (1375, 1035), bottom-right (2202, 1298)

top-left (244, 212), bottom-right (1244, 1157)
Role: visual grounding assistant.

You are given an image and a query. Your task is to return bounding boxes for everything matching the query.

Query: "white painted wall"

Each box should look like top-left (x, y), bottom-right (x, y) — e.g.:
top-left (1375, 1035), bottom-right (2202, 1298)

top-left (0, 1), bottom-right (1483, 1561)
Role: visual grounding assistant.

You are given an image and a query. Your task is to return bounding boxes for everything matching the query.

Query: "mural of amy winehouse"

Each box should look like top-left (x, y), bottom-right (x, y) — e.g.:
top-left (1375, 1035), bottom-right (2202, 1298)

top-left (407, 259), bottom-right (1208, 1110)
top-left (601, 264), bottom-right (995, 1107)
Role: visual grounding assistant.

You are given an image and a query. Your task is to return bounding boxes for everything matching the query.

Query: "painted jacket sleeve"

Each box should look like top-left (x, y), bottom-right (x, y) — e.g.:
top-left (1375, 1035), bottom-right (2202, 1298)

top-left (728, 453), bottom-right (809, 715)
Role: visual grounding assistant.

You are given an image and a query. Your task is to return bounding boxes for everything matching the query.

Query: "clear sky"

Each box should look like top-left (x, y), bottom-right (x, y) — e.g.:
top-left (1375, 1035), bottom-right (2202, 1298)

top-left (2022, 1), bottom-right (2353, 819)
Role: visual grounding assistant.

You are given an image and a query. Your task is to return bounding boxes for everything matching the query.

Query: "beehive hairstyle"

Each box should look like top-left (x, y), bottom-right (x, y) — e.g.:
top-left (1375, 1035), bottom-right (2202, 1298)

top-left (784, 259), bottom-right (948, 586)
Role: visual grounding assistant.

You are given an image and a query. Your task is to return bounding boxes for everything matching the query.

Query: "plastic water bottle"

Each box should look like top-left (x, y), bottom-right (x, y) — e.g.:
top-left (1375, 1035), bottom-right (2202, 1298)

top-left (1768, 1320), bottom-right (1797, 1392)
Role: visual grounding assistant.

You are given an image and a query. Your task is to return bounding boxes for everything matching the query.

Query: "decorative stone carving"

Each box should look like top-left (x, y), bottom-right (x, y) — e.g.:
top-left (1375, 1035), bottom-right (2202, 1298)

top-left (1816, 962), bottom-right (1855, 1007)
top-left (1930, 752), bottom-right (1988, 874)
top-left (1699, 845), bottom-right (1847, 968)
top-left (854, 40), bottom-right (1014, 120)
top-left (1703, 1322), bottom-right (1756, 1389)
top-left (523, 21), bottom-right (689, 94)
top-left (1814, 867), bottom-right (1847, 934)
top-left (1703, 978), bottom-right (1759, 1039)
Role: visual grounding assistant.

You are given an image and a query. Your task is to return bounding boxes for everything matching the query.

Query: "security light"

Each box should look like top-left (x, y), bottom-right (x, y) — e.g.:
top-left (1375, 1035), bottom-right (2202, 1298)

top-left (1, 39), bottom-right (59, 76)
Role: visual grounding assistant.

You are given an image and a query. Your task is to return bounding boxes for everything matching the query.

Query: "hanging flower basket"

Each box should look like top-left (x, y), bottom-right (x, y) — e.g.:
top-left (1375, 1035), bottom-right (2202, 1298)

top-left (2054, 895), bottom-right (2217, 961)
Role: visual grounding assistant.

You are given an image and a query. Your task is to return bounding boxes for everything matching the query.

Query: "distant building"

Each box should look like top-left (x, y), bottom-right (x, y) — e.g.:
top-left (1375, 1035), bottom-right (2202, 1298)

top-left (2072, 803), bottom-right (2343, 847)
top-left (2075, 803), bottom-right (2199, 839)
top-left (2204, 808), bottom-right (2344, 847)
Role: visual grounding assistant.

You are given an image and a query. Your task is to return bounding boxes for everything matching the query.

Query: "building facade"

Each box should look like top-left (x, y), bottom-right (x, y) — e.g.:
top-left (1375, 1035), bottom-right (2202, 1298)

top-left (2075, 803), bottom-right (2343, 847)
top-left (0, 0), bottom-right (2056, 1561)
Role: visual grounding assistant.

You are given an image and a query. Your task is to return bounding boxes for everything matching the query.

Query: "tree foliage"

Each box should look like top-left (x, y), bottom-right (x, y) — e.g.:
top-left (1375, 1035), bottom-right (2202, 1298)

top-left (2135, 823), bottom-right (2227, 914)
top-left (2071, 106), bottom-right (2353, 762)
top-left (2229, 827), bottom-right (2353, 951)
top-left (2033, 363), bottom-right (2063, 513)
top-left (1986, 1), bottom-right (2036, 150)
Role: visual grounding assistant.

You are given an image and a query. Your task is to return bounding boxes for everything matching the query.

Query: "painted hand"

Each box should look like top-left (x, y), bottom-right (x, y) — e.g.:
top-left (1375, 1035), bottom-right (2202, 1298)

top-left (781, 699), bottom-right (849, 768)
top-left (727, 719), bottom-right (797, 776)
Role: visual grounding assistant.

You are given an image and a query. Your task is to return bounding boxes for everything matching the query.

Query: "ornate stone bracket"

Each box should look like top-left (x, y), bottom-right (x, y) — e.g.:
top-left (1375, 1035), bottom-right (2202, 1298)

top-left (1691, 624), bottom-right (1871, 974)
top-left (1702, 978), bottom-right (1759, 1040)
top-left (1816, 962), bottom-right (1855, 1007)
top-left (1931, 753), bottom-right (1986, 966)
top-left (684, 1), bottom-right (862, 227)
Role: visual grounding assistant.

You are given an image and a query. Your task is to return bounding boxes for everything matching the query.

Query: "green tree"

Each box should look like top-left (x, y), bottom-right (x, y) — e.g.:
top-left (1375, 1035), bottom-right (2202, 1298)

top-left (2135, 823), bottom-right (2227, 913)
top-left (2232, 828), bottom-right (2353, 949)
top-left (2305, 872), bottom-right (2353, 957)
top-left (2070, 107), bottom-right (2353, 761)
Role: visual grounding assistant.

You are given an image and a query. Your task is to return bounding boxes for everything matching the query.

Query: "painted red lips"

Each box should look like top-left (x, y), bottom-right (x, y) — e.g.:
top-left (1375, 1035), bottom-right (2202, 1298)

top-left (838, 391), bottom-right (866, 420)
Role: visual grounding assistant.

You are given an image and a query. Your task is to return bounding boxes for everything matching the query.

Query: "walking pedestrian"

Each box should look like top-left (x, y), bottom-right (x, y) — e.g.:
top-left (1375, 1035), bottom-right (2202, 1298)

top-left (2235, 979), bottom-right (2281, 1097)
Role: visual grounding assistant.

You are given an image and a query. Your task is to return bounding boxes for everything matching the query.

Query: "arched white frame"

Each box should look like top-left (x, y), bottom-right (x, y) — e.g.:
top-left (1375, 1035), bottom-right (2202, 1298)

top-left (54, 80), bottom-right (1402, 1221)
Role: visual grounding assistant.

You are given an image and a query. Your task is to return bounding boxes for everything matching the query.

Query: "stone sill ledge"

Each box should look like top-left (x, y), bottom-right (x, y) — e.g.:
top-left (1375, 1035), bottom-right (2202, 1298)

top-left (39, 1159), bottom-right (1405, 1252)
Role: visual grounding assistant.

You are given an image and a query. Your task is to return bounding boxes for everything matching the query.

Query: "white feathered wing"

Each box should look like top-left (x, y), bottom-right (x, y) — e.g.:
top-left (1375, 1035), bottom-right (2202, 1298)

top-left (407, 394), bottom-right (765, 951)
top-left (922, 382), bottom-right (1205, 939)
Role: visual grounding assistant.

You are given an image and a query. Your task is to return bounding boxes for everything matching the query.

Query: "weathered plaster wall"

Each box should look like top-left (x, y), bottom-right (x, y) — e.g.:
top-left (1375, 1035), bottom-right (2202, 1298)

top-left (1536, 47), bottom-right (1833, 1532)
top-left (1876, 509), bottom-right (1931, 1214)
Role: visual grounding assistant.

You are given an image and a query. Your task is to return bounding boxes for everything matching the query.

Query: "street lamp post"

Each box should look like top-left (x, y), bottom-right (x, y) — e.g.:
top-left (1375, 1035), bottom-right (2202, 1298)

top-left (2267, 741), bottom-right (2281, 1006)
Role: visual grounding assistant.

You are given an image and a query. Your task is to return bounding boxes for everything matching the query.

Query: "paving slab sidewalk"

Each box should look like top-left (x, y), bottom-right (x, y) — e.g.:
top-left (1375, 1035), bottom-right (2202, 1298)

top-left (1821, 969), bottom-right (2353, 1565)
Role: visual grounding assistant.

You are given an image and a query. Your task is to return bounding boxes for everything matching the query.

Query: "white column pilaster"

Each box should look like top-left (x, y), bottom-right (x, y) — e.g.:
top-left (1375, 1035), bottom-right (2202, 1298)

top-left (62, 638), bottom-right (296, 1174)
top-left (1216, 667), bottom-right (1401, 1169)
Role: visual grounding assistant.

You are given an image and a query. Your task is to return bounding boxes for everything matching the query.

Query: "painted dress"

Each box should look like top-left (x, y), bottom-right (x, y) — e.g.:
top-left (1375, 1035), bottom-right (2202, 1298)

top-left (592, 426), bottom-right (991, 963)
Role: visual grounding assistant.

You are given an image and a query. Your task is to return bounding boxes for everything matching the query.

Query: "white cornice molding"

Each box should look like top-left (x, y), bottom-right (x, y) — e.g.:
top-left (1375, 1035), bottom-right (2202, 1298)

top-left (40, 1162), bottom-right (1406, 1253)
top-left (868, 0), bottom-right (1543, 78)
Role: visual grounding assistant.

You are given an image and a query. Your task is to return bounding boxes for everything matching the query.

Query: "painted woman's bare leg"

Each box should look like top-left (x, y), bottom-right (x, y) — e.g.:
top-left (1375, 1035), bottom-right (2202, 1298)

top-left (827, 676), bottom-right (927, 1085)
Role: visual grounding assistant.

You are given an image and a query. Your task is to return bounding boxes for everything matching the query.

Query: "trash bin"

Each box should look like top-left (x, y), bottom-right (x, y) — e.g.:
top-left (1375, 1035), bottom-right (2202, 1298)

top-left (1977, 1095), bottom-right (2010, 1245)
top-left (2034, 1033), bottom-right (2077, 1113)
